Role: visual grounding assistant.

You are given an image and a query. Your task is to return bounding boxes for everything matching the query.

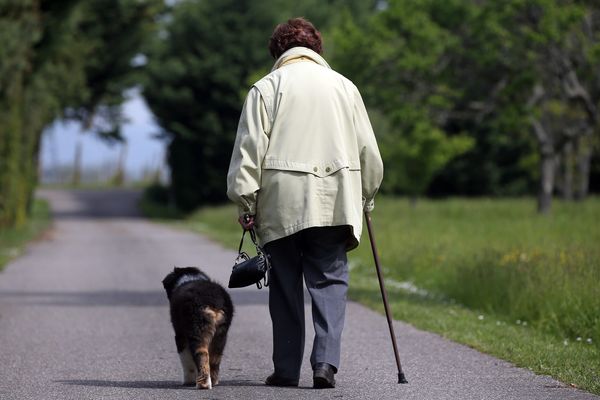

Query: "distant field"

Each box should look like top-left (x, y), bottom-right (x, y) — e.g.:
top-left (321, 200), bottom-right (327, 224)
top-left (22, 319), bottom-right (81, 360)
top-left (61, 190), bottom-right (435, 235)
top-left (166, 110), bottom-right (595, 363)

top-left (0, 200), bottom-right (51, 270)
top-left (142, 195), bottom-right (600, 394)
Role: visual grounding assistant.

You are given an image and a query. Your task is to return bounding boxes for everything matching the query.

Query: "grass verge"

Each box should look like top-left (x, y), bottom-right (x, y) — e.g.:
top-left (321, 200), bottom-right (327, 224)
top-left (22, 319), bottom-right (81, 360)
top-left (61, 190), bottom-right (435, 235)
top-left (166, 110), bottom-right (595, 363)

top-left (0, 199), bottom-right (52, 271)
top-left (142, 194), bottom-right (600, 394)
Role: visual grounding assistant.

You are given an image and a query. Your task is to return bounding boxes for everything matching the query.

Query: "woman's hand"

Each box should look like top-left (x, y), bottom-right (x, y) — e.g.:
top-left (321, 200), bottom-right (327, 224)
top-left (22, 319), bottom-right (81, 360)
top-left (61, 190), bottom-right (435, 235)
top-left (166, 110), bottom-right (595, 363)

top-left (238, 214), bottom-right (255, 230)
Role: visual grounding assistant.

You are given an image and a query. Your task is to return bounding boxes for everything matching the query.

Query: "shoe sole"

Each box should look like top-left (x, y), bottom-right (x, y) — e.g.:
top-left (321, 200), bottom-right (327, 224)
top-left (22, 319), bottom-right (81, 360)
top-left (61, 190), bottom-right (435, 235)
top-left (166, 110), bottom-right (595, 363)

top-left (313, 376), bottom-right (335, 389)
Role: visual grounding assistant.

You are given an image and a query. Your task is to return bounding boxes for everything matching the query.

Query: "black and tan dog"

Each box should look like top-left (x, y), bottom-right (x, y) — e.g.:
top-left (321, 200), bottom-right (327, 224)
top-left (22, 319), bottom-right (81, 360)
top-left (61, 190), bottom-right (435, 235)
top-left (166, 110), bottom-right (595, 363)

top-left (162, 267), bottom-right (234, 389)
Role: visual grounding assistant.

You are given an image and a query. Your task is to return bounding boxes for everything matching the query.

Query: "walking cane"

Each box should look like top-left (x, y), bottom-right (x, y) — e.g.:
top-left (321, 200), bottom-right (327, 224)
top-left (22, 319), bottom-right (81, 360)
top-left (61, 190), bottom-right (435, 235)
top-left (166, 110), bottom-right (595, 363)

top-left (364, 211), bottom-right (408, 384)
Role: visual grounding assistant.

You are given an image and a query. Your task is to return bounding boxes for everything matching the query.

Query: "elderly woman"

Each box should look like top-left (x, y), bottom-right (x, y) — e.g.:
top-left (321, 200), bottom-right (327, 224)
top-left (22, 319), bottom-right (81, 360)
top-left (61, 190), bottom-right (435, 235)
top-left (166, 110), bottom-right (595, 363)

top-left (227, 18), bottom-right (383, 389)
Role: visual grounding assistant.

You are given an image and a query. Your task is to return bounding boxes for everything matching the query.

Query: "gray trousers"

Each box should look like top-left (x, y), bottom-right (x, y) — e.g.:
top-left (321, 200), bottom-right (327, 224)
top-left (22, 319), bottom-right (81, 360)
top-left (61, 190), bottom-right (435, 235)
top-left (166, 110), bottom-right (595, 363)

top-left (264, 225), bottom-right (350, 380)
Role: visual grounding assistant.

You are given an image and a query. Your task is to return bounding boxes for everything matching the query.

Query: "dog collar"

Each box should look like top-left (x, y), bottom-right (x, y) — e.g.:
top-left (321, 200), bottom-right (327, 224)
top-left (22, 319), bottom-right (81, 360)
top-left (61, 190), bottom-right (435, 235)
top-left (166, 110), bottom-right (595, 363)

top-left (174, 274), bottom-right (208, 290)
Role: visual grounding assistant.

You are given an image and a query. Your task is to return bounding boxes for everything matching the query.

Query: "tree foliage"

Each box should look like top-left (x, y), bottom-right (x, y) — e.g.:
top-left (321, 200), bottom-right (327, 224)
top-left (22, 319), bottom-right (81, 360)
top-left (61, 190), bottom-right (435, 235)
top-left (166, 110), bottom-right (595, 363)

top-left (144, 0), bottom-right (377, 211)
top-left (0, 0), bottom-right (160, 228)
top-left (0, 0), bottom-right (84, 228)
top-left (331, 0), bottom-right (599, 210)
top-left (2, 0), bottom-right (598, 222)
top-left (143, 0), bottom-right (273, 210)
top-left (330, 1), bottom-right (474, 199)
top-left (66, 0), bottom-right (163, 139)
top-left (442, 0), bottom-right (600, 211)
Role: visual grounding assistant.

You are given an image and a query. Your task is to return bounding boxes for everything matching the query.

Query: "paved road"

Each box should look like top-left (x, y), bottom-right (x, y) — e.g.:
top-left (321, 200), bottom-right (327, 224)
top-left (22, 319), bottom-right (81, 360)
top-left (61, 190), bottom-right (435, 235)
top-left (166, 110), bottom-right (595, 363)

top-left (0, 189), bottom-right (596, 400)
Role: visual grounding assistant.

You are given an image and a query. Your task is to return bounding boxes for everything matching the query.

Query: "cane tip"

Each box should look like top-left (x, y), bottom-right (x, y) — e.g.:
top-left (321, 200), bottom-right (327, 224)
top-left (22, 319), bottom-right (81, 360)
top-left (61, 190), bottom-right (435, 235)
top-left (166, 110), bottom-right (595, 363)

top-left (398, 372), bottom-right (408, 384)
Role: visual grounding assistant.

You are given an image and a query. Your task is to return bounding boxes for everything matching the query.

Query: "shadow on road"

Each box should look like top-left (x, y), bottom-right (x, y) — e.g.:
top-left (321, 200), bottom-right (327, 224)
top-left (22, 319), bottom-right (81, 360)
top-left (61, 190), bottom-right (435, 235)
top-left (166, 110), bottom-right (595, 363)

top-left (56, 379), bottom-right (185, 390)
top-left (57, 378), bottom-right (307, 389)
top-left (39, 188), bottom-right (143, 220)
top-left (0, 289), bottom-right (276, 307)
top-left (0, 290), bottom-right (167, 307)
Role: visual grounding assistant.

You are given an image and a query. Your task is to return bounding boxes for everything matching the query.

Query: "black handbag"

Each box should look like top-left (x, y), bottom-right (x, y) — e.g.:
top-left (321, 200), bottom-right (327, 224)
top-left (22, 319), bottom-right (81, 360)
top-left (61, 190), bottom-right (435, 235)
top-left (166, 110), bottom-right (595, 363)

top-left (228, 228), bottom-right (271, 289)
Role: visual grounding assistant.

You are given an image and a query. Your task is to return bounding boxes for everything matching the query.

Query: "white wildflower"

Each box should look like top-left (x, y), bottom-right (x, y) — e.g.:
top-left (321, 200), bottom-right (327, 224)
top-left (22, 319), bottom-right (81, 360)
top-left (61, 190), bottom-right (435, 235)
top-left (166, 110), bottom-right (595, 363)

top-left (586, 338), bottom-right (593, 344)
top-left (478, 315), bottom-right (484, 320)
top-left (576, 337), bottom-right (582, 342)
top-left (387, 280), bottom-right (430, 297)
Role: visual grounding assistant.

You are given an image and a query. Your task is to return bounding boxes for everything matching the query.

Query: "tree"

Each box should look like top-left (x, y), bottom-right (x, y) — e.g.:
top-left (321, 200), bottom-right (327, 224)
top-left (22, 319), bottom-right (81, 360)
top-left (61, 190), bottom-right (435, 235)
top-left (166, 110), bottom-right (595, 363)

top-left (0, 0), bottom-right (161, 228)
top-left (144, 0), bottom-right (377, 211)
top-left (0, 0), bottom-right (85, 228)
top-left (425, 1), bottom-right (539, 197)
top-left (143, 0), bottom-right (272, 210)
top-left (66, 0), bottom-right (163, 138)
top-left (65, 0), bottom-right (163, 186)
top-left (330, 0), bottom-right (473, 201)
top-left (420, 0), bottom-right (598, 210)
top-left (466, 0), bottom-right (599, 213)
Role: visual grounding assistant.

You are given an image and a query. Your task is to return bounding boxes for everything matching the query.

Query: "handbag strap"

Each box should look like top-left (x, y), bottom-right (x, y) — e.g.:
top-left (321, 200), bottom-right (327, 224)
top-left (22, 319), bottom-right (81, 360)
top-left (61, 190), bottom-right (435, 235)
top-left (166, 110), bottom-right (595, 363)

top-left (237, 230), bottom-right (247, 254)
top-left (238, 228), bottom-right (260, 254)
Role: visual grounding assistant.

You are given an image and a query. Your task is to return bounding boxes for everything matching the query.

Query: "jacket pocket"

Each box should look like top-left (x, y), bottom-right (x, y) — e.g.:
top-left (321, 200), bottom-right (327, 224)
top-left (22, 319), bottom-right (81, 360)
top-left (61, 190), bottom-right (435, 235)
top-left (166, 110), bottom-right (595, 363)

top-left (262, 158), bottom-right (360, 177)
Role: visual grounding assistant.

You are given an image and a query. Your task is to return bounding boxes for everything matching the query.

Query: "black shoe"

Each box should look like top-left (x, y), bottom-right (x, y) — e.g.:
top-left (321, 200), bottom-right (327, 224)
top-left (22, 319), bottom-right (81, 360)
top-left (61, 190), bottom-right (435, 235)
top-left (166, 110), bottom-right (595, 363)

top-left (313, 363), bottom-right (336, 389)
top-left (265, 373), bottom-right (299, 387)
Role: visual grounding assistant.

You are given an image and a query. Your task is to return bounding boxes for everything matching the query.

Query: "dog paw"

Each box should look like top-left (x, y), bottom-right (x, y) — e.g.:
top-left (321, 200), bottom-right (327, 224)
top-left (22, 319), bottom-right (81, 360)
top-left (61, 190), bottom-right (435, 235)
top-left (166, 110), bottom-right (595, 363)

top-left (196, 375), bottom-right (212, 390)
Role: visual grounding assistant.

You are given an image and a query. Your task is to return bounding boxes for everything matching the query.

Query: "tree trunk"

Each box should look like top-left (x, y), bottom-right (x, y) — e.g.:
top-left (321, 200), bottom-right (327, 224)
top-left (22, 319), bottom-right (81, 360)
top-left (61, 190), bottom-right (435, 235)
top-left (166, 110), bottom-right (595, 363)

top-left (530, 115), bottom-right (555, 214)
top-left (72, 138), bottom-right (82, 186)
top-left (560, 142), bottom-right (574, 200)
top-left (538, 149), bottom-right (555, 214)
top-left (575, 137), bottom-right (592, 201)
top-left (113, 142), bottom-right (127, 186)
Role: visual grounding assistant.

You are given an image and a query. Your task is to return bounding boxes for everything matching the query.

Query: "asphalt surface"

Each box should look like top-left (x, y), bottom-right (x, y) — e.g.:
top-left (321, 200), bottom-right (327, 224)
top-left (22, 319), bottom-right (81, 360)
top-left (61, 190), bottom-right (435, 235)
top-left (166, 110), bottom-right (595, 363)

top-left (0, 188), bottom-right (597, 400)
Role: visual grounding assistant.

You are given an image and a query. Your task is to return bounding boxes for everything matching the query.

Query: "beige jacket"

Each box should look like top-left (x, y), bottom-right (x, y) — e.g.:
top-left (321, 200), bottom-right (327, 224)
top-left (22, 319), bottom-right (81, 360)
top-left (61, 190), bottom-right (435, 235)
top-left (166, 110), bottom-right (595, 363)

top-left (227, 47), bottom-right (383, 249)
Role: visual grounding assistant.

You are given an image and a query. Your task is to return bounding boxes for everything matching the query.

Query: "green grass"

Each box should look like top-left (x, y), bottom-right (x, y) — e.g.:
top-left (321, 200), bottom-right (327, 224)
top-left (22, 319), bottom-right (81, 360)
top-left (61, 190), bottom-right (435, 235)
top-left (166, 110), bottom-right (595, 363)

top-left (142, 195), bottom-right (600, 394)
top-left (0, 199), bottom-right (52, 270)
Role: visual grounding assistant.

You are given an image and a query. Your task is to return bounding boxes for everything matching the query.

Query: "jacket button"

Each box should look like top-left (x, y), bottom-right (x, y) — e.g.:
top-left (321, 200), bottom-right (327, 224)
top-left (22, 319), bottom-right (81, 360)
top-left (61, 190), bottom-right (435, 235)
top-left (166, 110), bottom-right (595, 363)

top-left (325, 167), bottom-right (331, 173)
top-left (313, 167), bottom-right (318, 173)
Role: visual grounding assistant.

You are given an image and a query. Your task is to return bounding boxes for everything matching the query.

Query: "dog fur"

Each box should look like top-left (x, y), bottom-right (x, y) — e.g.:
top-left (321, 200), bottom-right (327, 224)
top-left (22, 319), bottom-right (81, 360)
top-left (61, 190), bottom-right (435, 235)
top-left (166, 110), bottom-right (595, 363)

top-left (162, 267), bottom-right (234, 389)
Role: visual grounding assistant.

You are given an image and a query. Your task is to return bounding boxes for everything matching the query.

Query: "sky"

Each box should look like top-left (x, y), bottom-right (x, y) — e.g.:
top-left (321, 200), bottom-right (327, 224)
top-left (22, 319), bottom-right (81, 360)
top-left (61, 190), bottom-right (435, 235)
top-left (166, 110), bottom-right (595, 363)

top-left (39, 89), bottom-right (168, 183)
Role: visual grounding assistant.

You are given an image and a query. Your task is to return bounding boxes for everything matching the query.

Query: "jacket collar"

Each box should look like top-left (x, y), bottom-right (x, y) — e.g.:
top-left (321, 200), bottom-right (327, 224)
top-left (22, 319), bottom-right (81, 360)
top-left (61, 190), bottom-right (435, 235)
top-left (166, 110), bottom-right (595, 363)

top-left (271, 47), bottom-right (331, 72)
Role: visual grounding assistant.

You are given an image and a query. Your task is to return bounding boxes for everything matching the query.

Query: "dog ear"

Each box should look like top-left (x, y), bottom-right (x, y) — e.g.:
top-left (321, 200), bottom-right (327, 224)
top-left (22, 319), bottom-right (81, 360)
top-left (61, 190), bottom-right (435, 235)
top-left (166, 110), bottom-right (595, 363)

top-left (162, 269), bottom-right (178, 292)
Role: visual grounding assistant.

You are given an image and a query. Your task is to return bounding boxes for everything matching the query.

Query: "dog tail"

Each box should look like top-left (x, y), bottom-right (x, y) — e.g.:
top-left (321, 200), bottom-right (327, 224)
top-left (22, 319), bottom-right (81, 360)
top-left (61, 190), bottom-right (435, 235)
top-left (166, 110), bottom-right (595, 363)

top-left (190, 307), bottom-right (226, 389)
